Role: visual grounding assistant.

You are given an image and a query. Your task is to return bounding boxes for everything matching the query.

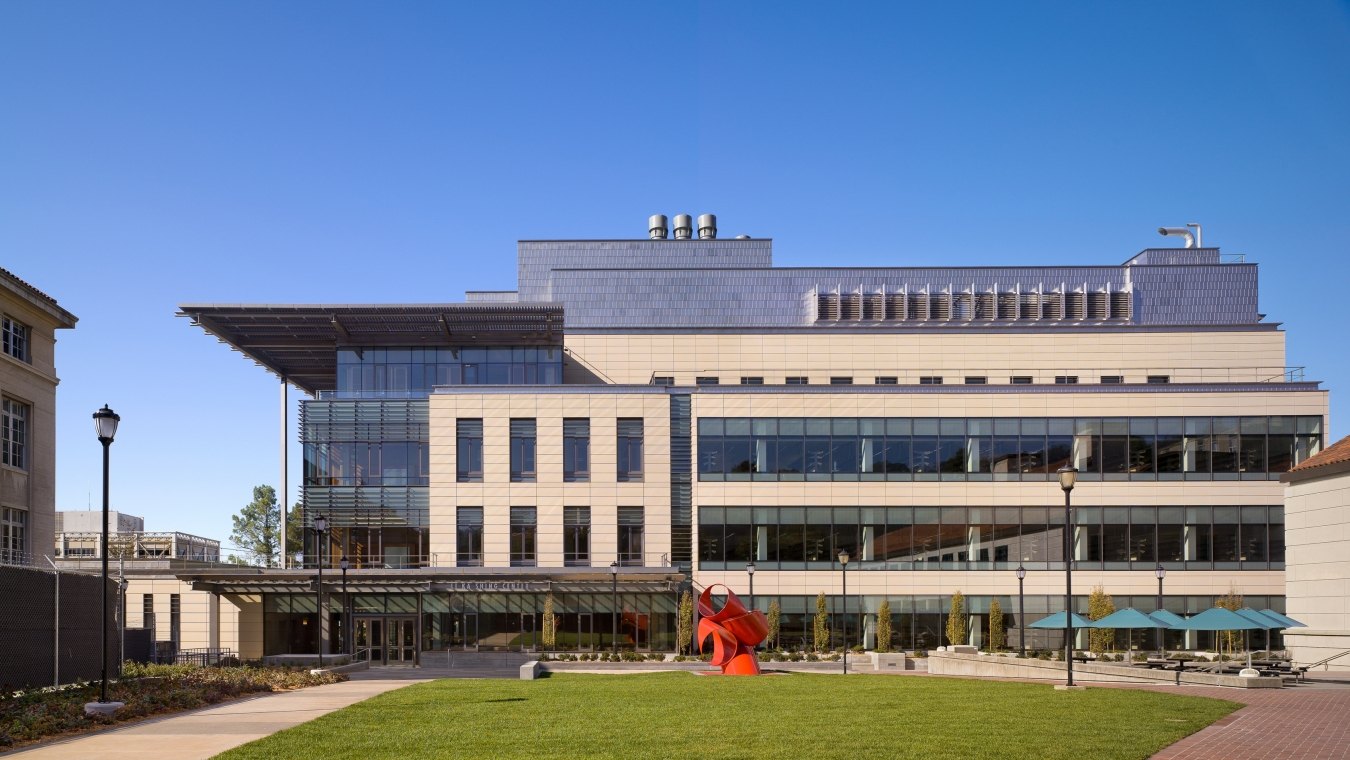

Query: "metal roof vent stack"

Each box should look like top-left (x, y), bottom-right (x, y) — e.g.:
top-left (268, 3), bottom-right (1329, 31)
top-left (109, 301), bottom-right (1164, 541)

top-left (673, 214), bottom-right (693, 240)
top-left (648, 214), bottom-right (669, 240)
top-left (1158, 226), bottom-right (1196, 248)
top-left (1186, 222), bottom-right (1203, 247)
top-left (697, 214), bottom-right (717, 239)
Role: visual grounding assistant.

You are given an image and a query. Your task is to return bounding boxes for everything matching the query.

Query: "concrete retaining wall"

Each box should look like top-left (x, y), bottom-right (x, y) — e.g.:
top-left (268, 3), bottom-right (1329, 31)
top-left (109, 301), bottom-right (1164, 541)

top-left (928, 651), bottom-right (1282, 688)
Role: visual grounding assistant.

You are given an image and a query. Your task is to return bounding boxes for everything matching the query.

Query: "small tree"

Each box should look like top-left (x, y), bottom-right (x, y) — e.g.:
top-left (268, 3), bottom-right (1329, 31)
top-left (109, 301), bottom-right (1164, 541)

top-left (876, 600), bottom-right (892, 653)
top-left (988, 600), bottom-right (1005, 652)
top-left (1088, 585), bottom-right (1116, 656)
top-left (946, 591), bottom-right (966, 647)
top-left (676, 591), bottom-right (694, 654)
top-left (766, 599), bottom-right (782, 650)
top-left (813, 592), bottom-right (830, 652)
top-left (541, 592), bottom-right (557, 651)
top-left (1216, 585), bottom-right (1245, 656)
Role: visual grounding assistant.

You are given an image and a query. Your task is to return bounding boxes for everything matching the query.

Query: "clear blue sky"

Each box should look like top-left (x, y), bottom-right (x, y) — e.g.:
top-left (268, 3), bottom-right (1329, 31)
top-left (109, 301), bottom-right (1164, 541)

top-left (2, 1), bottom-right (1347, 551)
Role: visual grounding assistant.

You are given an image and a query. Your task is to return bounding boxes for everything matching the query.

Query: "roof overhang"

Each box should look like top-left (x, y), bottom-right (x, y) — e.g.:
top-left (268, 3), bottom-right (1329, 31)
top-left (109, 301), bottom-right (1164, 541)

top-left (177, 303), bottom-right (564, 394)
top-left (177, 566), bottom-right (685, 595)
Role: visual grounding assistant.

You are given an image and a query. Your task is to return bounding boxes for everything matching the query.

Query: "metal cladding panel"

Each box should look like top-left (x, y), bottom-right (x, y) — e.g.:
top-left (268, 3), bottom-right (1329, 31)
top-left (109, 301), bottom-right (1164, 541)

top-left (1128, 263), bottom-right (1260, 325)
top-left (516, 239), bottom-right (773, 302)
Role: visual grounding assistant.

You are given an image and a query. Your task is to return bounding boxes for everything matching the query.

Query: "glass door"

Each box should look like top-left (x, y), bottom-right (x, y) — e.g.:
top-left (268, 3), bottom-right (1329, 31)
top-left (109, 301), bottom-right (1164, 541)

top-left (387, 617), bottom-right (417, 664)
top-left (355, 618), bottom-right (384, 663)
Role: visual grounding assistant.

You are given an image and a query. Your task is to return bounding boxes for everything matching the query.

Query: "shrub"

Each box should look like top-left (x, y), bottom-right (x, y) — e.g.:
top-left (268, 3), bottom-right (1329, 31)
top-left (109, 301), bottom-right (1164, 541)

top-left (988, 600), bottom-right (1005, 652)
top-left (677, 591), bottom-right (694, 655)
top-left (1088, 585), bottom-right (1116, 657)
top-left (541, 593), bottom-right (557, 651)
top-left (767, 600), bottom-right (782, 650)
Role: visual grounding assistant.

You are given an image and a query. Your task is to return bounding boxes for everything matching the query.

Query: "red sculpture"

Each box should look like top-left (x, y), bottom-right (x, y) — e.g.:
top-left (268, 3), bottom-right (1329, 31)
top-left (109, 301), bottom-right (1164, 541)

top-left (697, 584), bottom-right (769, 675)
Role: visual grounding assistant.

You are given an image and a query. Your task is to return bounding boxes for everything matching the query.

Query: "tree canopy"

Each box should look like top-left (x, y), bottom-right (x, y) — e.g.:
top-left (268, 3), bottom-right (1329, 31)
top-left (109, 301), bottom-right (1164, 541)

top-left (228, 485), bottom-right (303, 567)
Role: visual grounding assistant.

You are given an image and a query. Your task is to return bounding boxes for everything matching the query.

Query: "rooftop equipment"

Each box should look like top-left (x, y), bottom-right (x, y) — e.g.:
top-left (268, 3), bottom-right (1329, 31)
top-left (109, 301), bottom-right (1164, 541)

top-left (648, 214), bottom-right (669, 240)
top-left (673, 214), bottom-right (693, 240)
top-left (698, 214), bottom-right (718, 239)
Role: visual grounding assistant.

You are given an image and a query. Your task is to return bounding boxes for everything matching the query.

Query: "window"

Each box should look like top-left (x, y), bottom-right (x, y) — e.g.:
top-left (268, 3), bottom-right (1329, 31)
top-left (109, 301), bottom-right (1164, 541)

top-left (830, 377), bottom-right (854, 385)
top-left (0, 507), bottom-right (26, 564)
top-left (1100, 375), bottom-right (1123, 384)
top-left (563, 418), bottom-right (590, 482)
top-left (1148, 375), bottom-right (1171, 384)
top-left (1, 398), bottom-right (27, 470)
top-left (564, 506), bottom-right (591, 566)
top-left (918, 376), bottom-right (943, 385)
top-left (874, 376), bottom-right (898, 385)
top-left (964, 376), bottom-right (988, 385)
top-left (740, 377), bottom-right (764, 385)
top-left (510, 419), bottom-right (537, 482)
top-left (785, 376), bottom-right (809, 385)
top-left (695, 377), bottom-right (720, 385)
top-left (617, 418), bottom-right (644, 481)
top-left (456, 419), bottom-right (483, 482)
top-left (1055, 376), bottom-right (1079, 385)
top-left (142, 594), bottom-right (155, 632)
top-left (1, 316), bottom-right (28, 363)
top-left (651, 376), bottom-right (674, 386)
top-left (618, 507), bottom-right (645, 566)
top-left (1010, 376), bottom-right (1032, 385)
top-left (509, 507), bottom-right (536, 567)
top-left (170, 594), bottom-right (181, 648)
top-left (456, 507), bottom-right (483, 566)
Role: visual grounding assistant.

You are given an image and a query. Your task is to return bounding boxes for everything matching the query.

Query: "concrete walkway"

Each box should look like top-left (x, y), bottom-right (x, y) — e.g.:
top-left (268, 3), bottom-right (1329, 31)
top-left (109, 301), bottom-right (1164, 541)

top-left (4, 678), bottom-right (425, 759)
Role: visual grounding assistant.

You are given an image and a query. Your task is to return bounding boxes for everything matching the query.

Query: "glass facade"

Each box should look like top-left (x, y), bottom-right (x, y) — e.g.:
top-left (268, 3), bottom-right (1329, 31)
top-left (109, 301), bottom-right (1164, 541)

top-left (510, 419), bottom-right (537, 482)
top-left (510, 507), bottom-right (537, 567)
top-left (697, 416), bottom-right (1323, 481)
top-left (456, 507), bottom-right (483, 566)
top-left (333, 346), bottom-right (562, 396)
top-left (617, 507), bottom-right (645, 567)
top-left (564, 506), bottom-right (590, 567)
top-left (698, 505), bottom-right (1285, 571)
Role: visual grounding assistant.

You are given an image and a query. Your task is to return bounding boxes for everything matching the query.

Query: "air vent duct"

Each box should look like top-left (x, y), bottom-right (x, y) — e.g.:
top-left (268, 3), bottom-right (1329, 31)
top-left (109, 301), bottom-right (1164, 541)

top-left (648, 214), bottom-right (669, 240)
top-left (673, 214), bottom-right (693, 240)
top-left (697, 214), bottom-right (717, 239)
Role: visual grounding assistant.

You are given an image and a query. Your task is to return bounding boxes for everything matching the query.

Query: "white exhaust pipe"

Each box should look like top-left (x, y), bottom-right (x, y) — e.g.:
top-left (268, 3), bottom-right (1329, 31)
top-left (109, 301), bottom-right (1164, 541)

top-left (1158, 226), bottom-right (1195, 248)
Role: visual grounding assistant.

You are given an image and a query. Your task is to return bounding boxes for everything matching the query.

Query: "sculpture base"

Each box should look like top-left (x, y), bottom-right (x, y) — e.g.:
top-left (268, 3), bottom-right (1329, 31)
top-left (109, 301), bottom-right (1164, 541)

top-left (84, 701), bottom-right (125, 716)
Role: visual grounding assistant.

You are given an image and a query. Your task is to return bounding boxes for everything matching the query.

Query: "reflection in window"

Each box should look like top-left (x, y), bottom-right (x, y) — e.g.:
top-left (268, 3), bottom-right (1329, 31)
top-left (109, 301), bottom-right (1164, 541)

top-left (510, 419), bottom-right (536, 482)
top-left (564, 506), bottom-right (590, 566)
top-left (617, 419), bottom-right (644, 481)
top-left (456, 507), bottom-right (483, 567)
top-left (457, 419), bottom-right (483, 482)
top-left (510, 507), bottom-right (536, 567)
top-left (618, 507), bottom-right (645, 566)
top-left (563, 419), bottom-right (590, 482)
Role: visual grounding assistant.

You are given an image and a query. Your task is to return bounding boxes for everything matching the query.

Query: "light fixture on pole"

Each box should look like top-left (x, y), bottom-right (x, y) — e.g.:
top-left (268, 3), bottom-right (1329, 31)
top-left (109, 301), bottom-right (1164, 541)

top-left (1155, 562), bottom-right (1167, 653)
top-left (746, 560), bottom-right (756, 611)
top-left (1058, 465), bottom-right (1078, 688)
top-left (86, 405), bottom-right (122, 716)
top-left (838, 549), bottom-right (850, 675)
top-left (314, 514), bottom-right (327, 668)
top-left (1015, 564), bottom-right (1027, 658)
top-left (340, 556), bottom-right (350, 656)
top-left (610, 561), bottom-right (619, 654)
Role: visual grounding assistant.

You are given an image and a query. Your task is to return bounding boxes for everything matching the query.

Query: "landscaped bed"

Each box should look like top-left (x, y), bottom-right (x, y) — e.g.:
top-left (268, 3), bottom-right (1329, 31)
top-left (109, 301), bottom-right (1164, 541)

top-left (219, 672), bottom-right (1239, 760)
top-left (0, 663), bottom-right (346, 749)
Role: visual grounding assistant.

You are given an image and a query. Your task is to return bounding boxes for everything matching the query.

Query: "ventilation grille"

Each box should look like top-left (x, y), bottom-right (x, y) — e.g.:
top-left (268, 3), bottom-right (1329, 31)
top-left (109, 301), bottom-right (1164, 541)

top-left (810, 284), bottom-right (1132, 324)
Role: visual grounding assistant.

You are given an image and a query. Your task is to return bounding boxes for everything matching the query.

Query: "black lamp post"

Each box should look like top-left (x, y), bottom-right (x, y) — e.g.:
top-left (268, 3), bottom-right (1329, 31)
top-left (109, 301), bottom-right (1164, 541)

top-left (89, 405), bottom-right (121, 714)
top-left (1015, 564), bottom-right (1027, 658)
top-left (314, 514), bottom-right (327, 668)
top-left (1155, 563), bottom-right (1167, 653)
top-left (1058, 465), bottom-right (1078, 687)
top-left (746, 560), bottom-right (756, 610)
top-left (609, 561), bottom-right (619, 654)
top-left (340, 556), bottom-right (350, 656)
top-left (839, 549), bottom-right (850, 675)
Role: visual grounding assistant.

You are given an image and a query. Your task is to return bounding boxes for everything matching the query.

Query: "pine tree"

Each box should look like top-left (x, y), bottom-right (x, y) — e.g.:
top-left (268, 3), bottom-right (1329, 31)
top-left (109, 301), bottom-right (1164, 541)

top-left (1088, 585), bottom-right (1116, 656)
top-left (989, 600), bottom-right (1005, 651)
top-left (946, 591), bottom-right (966, 647)
top-left (876, 600), bottom-right (892, 653)
top-left (813, 592), bottom-right (830, 652)
top-left (767, 600), bottom-right (782, 650)
top-left (676, 591), bottom-right (694, 654)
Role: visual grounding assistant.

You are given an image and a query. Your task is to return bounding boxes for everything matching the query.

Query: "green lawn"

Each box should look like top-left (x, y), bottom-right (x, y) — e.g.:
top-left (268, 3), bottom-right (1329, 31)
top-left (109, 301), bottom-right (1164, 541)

top-left (217, 673), bottom-right (1238, 760)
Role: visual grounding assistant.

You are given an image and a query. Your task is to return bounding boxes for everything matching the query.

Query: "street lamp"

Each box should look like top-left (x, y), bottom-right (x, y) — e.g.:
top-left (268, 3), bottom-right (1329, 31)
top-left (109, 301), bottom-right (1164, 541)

top-left (1058, 465), bottom-right (1078, 687)
top-left (1155, 562), bottom-right (1167, 653)
top-left (340, 556), bottom-right (350, 656)
top-left (87, 405), bottom-right (121, 716)
top-left (609, 561), bottom-right (619, 654)
top-left (838, 549), bottom-right (850, 675)
top-left (1015, 564), bottom-right (1027, 658)
top-left (746, 560), bottom-right (756, 611)
top-left (314, 514), bottom-right (327, 668)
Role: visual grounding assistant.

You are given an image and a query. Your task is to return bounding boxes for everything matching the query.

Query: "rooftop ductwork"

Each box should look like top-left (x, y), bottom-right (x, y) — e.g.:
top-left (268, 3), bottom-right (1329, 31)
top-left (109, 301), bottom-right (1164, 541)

top-left (698, 214), bottom-right (717, 239)
top-left (1158, 226), bottom-right (1196, 248)
top-left (673, 214), bottom-right (693, 240)
top-left (648, 214), bottom-right (669, 240)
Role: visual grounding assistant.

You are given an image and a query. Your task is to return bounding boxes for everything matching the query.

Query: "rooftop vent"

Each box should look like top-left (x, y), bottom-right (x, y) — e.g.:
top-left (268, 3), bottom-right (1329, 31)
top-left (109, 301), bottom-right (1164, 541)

top-left (1158, 222), bottom-right (1203, 248)
top-left (648, 214), bottom-right (669, 240)
top-left (697, 214), bottom-right (717, 239)
top-left (673, 214), bottom-right (693, 240)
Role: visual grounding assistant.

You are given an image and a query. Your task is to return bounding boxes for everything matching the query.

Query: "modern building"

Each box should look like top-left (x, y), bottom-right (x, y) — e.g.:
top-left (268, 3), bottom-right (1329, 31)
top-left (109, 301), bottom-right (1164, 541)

top-left (1281, 435), bottom-right (1350, 668)
top-left (0, 267), bottom-right (78, 567)
top-left (56, 509), bottom-right (145, 535)
top-left (179, 215), bottom-right (1326, 663)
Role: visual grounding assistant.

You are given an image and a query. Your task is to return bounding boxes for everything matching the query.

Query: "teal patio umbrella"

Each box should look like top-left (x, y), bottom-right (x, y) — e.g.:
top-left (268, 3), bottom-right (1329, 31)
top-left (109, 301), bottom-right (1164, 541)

top-left (1170, 608), bottom-right (1266, 671)
top-left (1149, 609), bottom-right (1186, 627)
top-left (1235, 608), bottom-right (1290, 657)
top-left (1260, 609), bottom-right (1307, 628)
top-left (1027, 611), bottom-right (1094, 628)
top-left (1089, 608), bottom-right (1173, 662)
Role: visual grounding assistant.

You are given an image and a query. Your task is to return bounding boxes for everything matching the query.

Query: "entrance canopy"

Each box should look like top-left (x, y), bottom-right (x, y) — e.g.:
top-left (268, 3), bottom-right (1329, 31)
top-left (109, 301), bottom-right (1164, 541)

top-left (179, 566), bottom-right (685, 596)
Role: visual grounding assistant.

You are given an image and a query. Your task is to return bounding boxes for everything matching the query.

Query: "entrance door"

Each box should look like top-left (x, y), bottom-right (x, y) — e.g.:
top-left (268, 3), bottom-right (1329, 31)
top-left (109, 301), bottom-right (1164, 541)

top-left (356, 618), bottom-right (384, 664)
top-left (386, 617), bottom-right (417, 664)
top-left (461, 612), bottom-right (478, 650)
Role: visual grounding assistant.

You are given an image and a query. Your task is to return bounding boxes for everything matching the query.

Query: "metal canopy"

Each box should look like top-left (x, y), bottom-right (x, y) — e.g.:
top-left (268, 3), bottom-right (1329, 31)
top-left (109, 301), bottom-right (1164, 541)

top-left (177, 303), bottom-right (564, 394)
top-left (179, 566), bottom-right (685, 596)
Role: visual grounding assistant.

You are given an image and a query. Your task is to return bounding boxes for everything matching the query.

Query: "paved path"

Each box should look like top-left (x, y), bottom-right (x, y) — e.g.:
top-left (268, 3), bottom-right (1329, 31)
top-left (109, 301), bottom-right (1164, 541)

top-left (4, 678), bottom-right (425, 760)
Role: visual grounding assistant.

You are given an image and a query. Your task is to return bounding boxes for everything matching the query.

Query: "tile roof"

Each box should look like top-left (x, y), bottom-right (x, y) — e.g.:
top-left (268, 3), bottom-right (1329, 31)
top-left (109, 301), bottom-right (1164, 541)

top-left (0, 266), bottom-right (60, 306)
top-left (1287, 434), bottom-right (1350, 473)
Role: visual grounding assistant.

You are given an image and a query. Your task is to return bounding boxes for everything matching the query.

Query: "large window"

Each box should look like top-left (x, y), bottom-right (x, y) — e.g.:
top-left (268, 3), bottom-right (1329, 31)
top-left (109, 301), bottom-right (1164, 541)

top-left (698, 504), bottom-right (1284, 572)
top-left (510, 419), bottom-right (537, 482)
top-left (1, 507), bottom-right (26, 564)
top-left (334, 346), bottom-right (562, 396)
top-left (303, 441), bottom-right (429, 486)
top-left (618, 507), bottom-right (645, 566)
top-left (617, 418), bottom-right (644, 482)
top-left (565, 506), bottom-right (590, 567)
top-left (456, 419), bottom-right (483, 482)
top-left (510, 507), bottom-right (537, 567)
top-left (1, 398), bottom-right (28, 470)
top-left (456, 507), bottom-right (483, 566)
top-left (563, 419), bottom-right (590, 482)
top-left (698, 415), bottom-right (1322, 482)
top-left (1, 316), bottom-right (28, 363)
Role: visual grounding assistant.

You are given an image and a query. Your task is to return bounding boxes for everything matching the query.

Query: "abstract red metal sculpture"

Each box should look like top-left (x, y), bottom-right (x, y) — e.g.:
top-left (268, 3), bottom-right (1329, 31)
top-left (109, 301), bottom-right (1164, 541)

top-left (697, 584), bottom-right (769, 675)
